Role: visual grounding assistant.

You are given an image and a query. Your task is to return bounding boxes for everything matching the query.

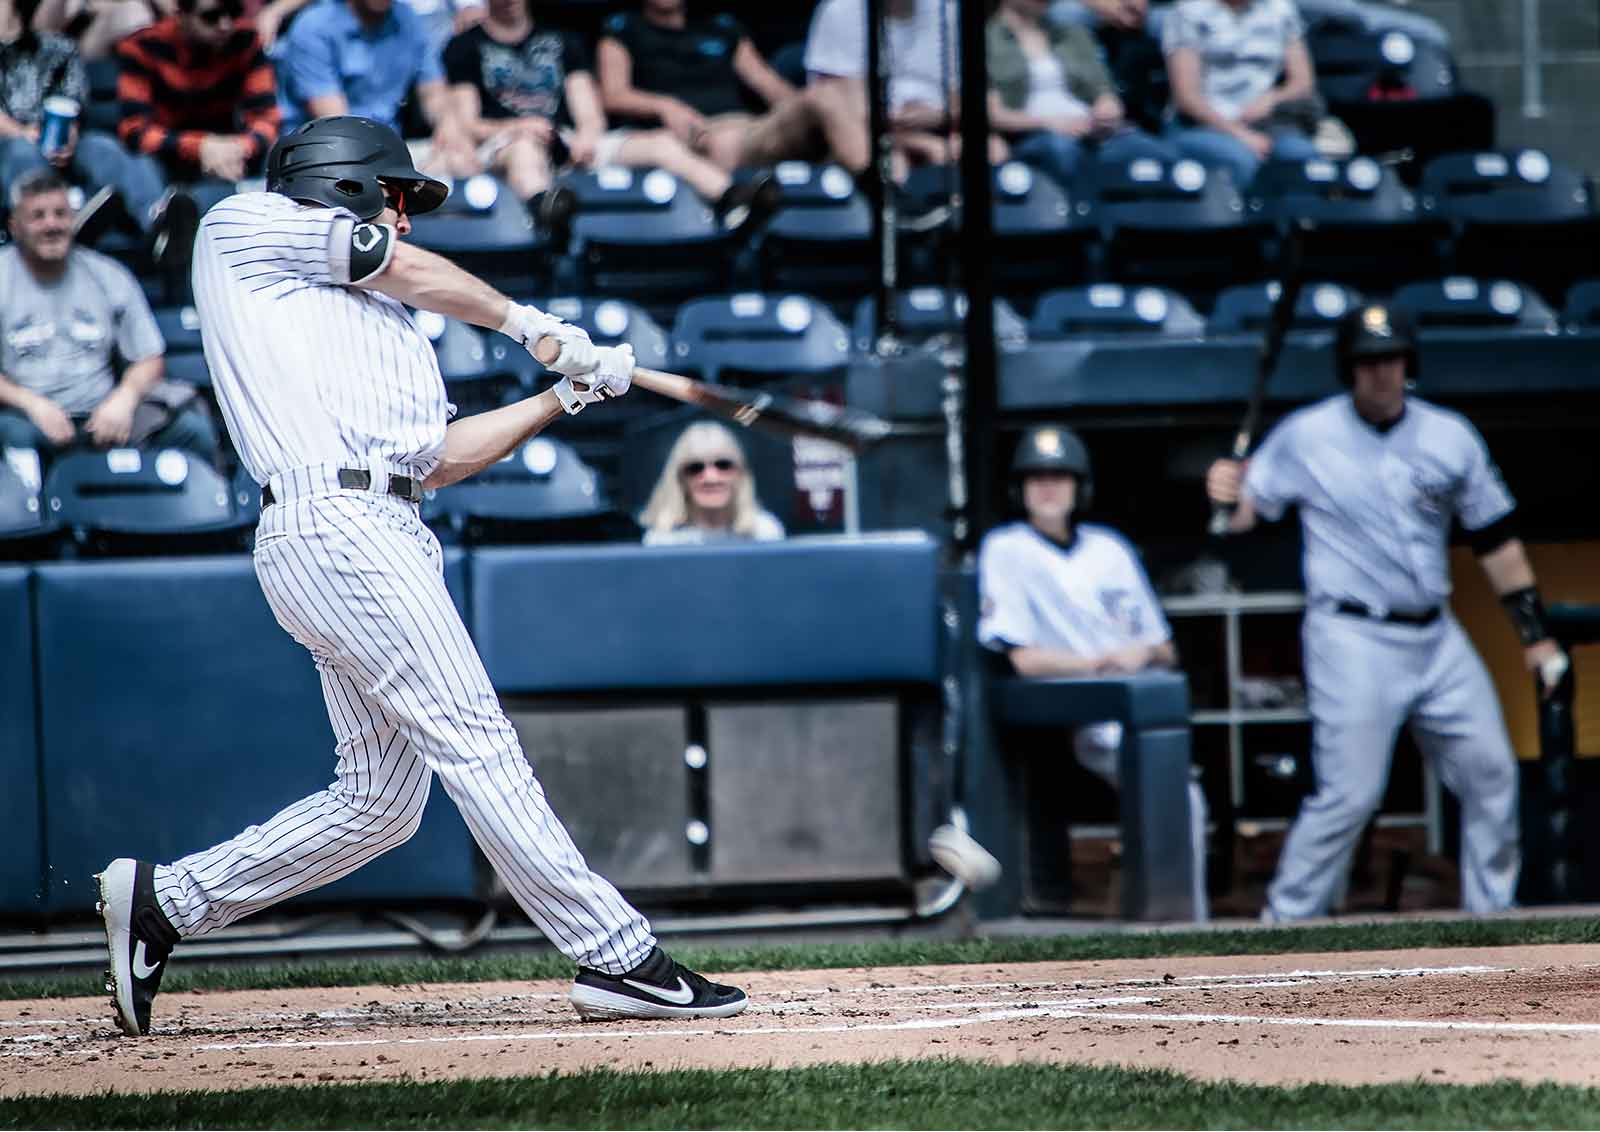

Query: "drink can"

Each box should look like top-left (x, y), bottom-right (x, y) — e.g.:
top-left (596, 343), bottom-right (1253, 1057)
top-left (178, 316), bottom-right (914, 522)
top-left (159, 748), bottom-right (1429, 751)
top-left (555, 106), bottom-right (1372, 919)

top-left (39, 96), bottom-right (79, 160)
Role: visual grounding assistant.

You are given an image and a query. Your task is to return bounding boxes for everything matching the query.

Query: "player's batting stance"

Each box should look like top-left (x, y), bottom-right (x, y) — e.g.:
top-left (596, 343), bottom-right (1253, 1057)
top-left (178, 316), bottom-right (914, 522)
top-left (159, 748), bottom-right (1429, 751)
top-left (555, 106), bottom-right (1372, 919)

top-left (1206, 304), bottom-right (1567, 921)
top-left (94, 116), bottom-right (747, 1036)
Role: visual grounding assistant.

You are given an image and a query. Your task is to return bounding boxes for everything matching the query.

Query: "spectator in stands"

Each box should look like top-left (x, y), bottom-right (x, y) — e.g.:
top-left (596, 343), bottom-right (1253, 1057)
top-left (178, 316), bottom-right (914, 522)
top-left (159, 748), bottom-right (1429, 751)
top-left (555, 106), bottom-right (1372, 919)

top-left (30, 0), bottom-right (164, 60)
top-left (804, 0), bottom-right (1007, 179)
top-left (0, 0), bottom-right (188, 257)
top-left (0, 169), bottom-right (217, 460)
top-left (1053, 0), bottom-right (1147, 30)
top-left (988, 0), bottom-right (1174, 190)
top-left (1162, 0), bottom-right (1319, 188)
top-left (639, 421), bottom-right (784, 546)
top-left (979, 423), bottom-right (1208, 919)
top-left (437, 0), bottom-right (601, 226)
top-left (276, 0), bottom-right (455, 149)
top-left (110, 0), bottom-right (280, 217)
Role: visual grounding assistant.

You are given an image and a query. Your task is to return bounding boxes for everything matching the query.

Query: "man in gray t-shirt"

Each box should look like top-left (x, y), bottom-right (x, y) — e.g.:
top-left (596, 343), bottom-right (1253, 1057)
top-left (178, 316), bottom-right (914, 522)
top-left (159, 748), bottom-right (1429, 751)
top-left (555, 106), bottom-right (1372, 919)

top-left (0, 169), bottom-right (216, 460)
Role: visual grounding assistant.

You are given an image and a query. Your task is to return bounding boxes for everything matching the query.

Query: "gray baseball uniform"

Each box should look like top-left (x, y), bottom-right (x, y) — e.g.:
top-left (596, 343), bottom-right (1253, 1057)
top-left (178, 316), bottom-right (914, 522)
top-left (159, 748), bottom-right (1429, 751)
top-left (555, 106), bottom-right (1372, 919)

top-left (1245, 393), bottom-right (1520, 919)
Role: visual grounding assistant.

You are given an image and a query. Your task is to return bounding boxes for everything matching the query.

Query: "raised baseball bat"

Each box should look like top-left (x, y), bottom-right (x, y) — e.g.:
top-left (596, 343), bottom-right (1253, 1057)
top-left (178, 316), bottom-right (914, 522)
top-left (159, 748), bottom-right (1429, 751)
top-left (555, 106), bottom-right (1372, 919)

top-left (629, 366), bottom-right (894, 454)
top-left (1209, 220), bottom-right (1312, 536)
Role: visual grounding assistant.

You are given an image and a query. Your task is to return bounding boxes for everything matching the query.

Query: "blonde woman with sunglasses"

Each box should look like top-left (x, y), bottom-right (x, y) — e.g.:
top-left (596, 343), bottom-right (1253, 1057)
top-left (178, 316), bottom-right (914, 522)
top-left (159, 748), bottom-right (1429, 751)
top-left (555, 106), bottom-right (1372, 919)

top-left (640, 420), bottom-right (784, 545)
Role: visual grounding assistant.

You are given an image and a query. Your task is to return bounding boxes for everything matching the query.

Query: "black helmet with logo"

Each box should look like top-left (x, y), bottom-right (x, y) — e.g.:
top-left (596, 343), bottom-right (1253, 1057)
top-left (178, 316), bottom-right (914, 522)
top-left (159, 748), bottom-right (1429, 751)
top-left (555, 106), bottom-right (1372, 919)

top-left (1011, 424), bottom-right (1093, 510)
top-left (266, 115), bottom-right (448, 222)
top-left (1335, 303), bottom-right (1419, 385)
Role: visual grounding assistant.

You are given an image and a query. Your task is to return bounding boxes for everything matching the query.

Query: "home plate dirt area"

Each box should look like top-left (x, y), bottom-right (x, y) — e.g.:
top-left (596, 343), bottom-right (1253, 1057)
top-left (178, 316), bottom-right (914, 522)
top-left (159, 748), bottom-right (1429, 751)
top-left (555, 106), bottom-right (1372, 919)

top-left (6, 945), bottom-right (1600, 1097)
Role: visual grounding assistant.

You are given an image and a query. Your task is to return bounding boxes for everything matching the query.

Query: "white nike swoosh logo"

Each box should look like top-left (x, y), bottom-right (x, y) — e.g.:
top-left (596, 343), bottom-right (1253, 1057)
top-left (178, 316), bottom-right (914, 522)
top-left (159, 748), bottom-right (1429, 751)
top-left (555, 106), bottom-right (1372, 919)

top-left (132, 940), bottom-right (163, 981)
top-left (621, 976), bottom-right (695, 1005)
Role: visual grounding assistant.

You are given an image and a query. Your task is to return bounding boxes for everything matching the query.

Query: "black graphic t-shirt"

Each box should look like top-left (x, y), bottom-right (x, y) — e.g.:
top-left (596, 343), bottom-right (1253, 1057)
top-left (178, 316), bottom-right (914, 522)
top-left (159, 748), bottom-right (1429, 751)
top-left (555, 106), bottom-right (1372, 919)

top-left (600, 11), bottom-right (747, 123)
top-left (443, 26), bottom-right (590, 126)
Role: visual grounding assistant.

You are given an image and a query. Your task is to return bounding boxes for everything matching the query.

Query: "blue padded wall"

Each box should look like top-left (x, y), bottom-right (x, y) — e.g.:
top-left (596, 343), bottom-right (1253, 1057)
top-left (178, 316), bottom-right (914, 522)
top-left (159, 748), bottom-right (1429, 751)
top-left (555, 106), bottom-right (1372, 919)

top-left (35, 552), bottom-right (477, 913)
top-left (473, 535), bottom-right (942, 692)
top-left (0, 567), bottom-right (42, 917)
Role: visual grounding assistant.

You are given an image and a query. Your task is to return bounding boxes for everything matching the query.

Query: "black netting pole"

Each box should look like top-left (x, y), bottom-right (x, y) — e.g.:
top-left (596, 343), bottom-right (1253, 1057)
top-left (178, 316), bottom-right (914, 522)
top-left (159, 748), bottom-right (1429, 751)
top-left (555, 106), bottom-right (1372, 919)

top-left (866, 0), bottom-right (898, 349)
top-left (955, 0), bottom-right (997, 554)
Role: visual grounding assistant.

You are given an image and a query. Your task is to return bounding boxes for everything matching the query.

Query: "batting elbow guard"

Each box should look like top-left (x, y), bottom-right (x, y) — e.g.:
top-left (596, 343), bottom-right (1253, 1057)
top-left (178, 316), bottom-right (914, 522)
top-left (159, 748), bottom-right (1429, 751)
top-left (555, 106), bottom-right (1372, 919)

top-left (1501, 586), bottom-right (1550, 646)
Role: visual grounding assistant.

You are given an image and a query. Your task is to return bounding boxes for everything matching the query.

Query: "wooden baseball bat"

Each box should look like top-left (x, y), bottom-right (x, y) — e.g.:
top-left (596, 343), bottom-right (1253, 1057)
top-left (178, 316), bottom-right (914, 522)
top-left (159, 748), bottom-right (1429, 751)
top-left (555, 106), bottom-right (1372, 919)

top-left (1208, 220), bottom-right (1312, 536)
top-left (629, 367), bottom-right (894, 454)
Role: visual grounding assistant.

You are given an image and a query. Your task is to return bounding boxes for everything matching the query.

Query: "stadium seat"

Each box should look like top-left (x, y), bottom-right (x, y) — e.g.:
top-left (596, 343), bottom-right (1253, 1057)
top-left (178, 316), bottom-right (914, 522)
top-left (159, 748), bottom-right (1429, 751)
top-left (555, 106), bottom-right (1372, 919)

top-left (853, 288), bottom-right (1028, 352)
top-left (1390, 277), bottom-right (1560, 331)
top-left (427, 435), bottom-right (619, 544)
top-left (747, 162), bottom-right (873, 301)
top-left (536, 296), bottom-right (673, 373)
top-left (1561, 279), bottom-right (1600, 330)
top-left (1208, 280), bottom-right (1364, 335)
top-left (407, 173), bottom-right (544, 295)
top-left (153, 304), bottom-right (211, 387)
top-left (1306, 22), bottom-right (1457, 104)
top-left (43, 448), bottom-right (248, 555)
top-left (669, 293), bottom-right (850, 384)
top-left (1250, 156), bottom-right (1444, 288)
top-left (1420, 150), bottom-right (1600, 303)
top-left (899, 161), bottom-right (1091, 293)
top-left (412, 311), bottom-right (519, 417)
top-left (0, 455), bottom-right (57, 558)
top-left (83, 56), bottom-right (122, 136)
top-left (1030, 284), bottom-right (1204, 339)
top-left (1087, 156), bottom-right (1267, 296)
top-left (555, 167), bottom-right (735, 309)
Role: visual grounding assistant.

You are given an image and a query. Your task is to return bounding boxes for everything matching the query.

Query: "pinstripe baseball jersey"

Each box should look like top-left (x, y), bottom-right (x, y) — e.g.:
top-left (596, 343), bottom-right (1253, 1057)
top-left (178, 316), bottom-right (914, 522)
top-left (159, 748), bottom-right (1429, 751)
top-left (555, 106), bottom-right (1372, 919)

top-left (1244, 394), bottom-right (1515, 613)
top-left (191, 191), bottom-right (452, 487)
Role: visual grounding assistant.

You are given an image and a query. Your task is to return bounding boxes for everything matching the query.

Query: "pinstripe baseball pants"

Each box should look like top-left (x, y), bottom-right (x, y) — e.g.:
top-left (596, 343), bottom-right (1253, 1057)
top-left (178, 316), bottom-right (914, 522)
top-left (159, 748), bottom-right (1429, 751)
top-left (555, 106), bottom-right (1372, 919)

top-left (152, 472), bottom-right (654, 974)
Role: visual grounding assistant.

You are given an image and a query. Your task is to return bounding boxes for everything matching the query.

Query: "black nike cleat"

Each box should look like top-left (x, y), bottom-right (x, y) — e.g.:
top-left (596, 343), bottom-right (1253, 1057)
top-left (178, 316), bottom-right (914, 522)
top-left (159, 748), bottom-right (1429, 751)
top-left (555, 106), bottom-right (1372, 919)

top-left (96, 858), bottom-right (180, 1036)
top-left (570, 946), bottom-right (748, 1021)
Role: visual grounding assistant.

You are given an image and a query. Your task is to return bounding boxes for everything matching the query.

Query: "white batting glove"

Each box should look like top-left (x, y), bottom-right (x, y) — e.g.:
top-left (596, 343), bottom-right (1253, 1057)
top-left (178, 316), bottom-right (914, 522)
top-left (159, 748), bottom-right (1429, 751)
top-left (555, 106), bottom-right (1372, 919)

top-left (499, 302), bottom-right (597, 377)
top-left (552, 344), bottom-right (634, 415)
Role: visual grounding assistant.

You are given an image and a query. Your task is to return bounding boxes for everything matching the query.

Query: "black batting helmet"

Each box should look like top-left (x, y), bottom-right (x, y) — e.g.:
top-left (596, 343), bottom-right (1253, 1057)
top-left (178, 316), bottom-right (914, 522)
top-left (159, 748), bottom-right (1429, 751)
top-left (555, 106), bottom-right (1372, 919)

top-left (1012, 424), bottom-right (1093, 510)
top-left (266, 116), bottom-right (448, 222)
top-left (1335, 303), bottom-right (1418, 386)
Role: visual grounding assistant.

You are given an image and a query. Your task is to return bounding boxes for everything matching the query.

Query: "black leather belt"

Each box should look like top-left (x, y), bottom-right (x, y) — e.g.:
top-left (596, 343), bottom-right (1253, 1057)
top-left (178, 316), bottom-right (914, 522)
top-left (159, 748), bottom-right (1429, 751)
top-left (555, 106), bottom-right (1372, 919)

top-left (1335, 600), bottom-right (1441, 627)
top-left (261, 468), bottom-right (423, 508)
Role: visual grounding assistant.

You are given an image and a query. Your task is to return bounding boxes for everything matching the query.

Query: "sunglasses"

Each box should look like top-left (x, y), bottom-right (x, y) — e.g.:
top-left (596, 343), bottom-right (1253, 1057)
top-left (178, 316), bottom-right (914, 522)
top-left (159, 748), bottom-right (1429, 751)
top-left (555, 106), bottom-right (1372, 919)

top-left (381, 182), bottom-right (409, 217)
top-left (194, 2), bottom-right (241, 24)
top-left (682, 458), bottom-right (738, 477)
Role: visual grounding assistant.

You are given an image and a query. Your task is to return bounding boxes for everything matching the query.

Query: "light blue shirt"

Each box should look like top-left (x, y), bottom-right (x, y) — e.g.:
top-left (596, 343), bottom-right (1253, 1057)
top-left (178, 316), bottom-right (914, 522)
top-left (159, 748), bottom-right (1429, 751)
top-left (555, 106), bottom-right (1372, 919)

top-left (1245, 395), bottom-right (1515, 614)
top-left (277, 0), bottom-right (444, 133)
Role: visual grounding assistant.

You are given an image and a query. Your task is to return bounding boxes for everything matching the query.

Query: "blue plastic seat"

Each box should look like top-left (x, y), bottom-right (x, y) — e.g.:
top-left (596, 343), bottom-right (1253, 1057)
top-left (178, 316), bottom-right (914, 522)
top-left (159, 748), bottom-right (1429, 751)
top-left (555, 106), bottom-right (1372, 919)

top-left (852, 288), bottom-right (1028, 352)
top-left (749, 162), bottom-right (873, 300)
top-left (1249, 156), bottom-right (1443, 287)
top-left (428, 435), bottom-right (617, 543)
top-left (1030, 284), bottom-right (1204, 339)
top-left (410, 311), bottom-right (520, 417)
top-left (1088, 155), bottom-right (1268, 294)
top-left (1307, 23), bottom-right (1457, 103)
top-left (558, 167), bottom-right (735, 305)
top-left (1390, 277), bottom-right (1559, 331)
top-left (1561, 279), bottom-right (1600, 330)
top-left (899, 161), bottom-right (1091, 291)
top-left (1421, 150), bottom-right (1599, 300)
top-left (408, 174), bottom-right (544, 294)
top-left (670, 293), bottom-right (850, 384)
top-left (0, 456), bottom-right (57, 558)
top-left (1208, 280), bottom-right (1365, 335)
top-left (535, 297), bottom-right (673, 372)
top-left (44, 448), bottom-right (248, 554)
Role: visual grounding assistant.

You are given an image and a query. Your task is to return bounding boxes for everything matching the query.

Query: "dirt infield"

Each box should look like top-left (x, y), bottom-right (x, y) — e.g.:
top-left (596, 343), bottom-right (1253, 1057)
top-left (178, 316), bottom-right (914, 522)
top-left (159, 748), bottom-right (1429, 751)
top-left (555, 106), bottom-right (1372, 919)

top-left (5, 944), bottom-right (1600, 1097)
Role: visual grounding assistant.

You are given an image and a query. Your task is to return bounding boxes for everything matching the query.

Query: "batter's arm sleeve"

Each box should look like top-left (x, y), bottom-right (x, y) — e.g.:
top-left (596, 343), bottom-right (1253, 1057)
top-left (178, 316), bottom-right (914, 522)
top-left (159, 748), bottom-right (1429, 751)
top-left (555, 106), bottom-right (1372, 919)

top-left (1455, 421), bottom-right (1516, 532)
top-left (1240, 418), bottom-right (1298, 522)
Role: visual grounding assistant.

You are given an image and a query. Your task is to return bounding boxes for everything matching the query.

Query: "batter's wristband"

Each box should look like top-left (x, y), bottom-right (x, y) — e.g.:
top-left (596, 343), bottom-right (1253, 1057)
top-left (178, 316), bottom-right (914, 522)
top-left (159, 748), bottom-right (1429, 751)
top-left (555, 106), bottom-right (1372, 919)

top-left (1501, 586), bottom-right (1549, 646)
top-left (551, 376), bottom-right (586, 415)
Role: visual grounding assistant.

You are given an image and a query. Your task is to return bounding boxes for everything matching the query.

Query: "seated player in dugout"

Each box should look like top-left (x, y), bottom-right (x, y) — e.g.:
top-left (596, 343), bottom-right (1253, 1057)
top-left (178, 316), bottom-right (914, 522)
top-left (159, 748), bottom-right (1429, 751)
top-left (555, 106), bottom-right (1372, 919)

top-left (1206, 304), bottom-right (1568, 922)
top-left (596, 0), bottom-right (861, 225)
top-left (980, 424), bottom-right (1209, 920)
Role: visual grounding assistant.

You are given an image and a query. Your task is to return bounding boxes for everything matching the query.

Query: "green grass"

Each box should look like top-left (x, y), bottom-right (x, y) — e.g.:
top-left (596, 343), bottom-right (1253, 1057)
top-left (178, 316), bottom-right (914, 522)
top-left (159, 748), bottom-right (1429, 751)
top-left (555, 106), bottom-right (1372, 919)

top-left (4, 1061), bottom-right (1599, 1130)
top-left (7, 914), bottom-right (1600, 1003)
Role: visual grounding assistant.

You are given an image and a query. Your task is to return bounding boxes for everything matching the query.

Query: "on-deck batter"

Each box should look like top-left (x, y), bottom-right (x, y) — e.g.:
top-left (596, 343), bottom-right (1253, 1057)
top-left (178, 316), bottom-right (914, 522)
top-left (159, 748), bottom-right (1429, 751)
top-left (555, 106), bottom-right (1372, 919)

top-left (1206, 303), bottom-right (1567, 922)
top-left (95, 115), bottom-right (748, 1036)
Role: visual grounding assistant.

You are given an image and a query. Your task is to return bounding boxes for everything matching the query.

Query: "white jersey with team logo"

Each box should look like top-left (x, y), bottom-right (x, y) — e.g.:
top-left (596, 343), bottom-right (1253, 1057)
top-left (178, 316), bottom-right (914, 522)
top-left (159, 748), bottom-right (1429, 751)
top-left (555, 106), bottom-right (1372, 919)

top-left (1244, 394), bottom-right (1515, 613)
top-left (191, 191), bottom-right (451, 486)
top-left (978, 520), bottom-right (1171, 657)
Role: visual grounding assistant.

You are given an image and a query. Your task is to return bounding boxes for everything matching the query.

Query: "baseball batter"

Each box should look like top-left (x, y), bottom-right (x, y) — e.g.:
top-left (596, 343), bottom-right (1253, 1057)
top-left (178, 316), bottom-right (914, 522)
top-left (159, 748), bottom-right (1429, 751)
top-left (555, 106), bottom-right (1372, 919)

top-left (979, 425), bottom-right (1210, 921)
top-left (94, 115), bottom-right (747, 1036)
top-left (1207, 303), bottom-right (1566, 921)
